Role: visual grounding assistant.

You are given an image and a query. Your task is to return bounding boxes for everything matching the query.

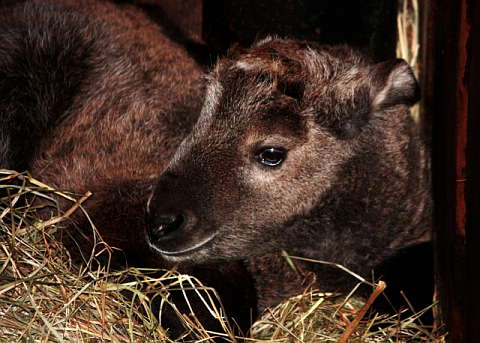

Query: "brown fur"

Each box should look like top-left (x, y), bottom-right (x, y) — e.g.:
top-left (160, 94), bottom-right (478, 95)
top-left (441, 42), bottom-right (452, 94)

top-left (0, 0), bottom-right (202, 262)
top-left (147, 37), bottom-right (432, 310)
top-left (0, 0), bottom-right (255, 339)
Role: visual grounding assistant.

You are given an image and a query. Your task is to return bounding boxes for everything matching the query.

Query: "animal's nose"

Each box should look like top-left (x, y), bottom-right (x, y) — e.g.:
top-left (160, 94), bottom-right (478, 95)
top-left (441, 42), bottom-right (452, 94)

top-left (146, 211), bottom-right (185, 242)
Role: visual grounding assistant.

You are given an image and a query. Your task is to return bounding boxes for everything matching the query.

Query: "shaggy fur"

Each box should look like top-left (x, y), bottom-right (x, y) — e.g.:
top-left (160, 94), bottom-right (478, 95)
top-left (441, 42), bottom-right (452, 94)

top-left (0, 0), bottom-right (255, 339)
top-left (147, 38), bottom-right (432, 310)
top-left (0, 0), bottom-right (203, 261)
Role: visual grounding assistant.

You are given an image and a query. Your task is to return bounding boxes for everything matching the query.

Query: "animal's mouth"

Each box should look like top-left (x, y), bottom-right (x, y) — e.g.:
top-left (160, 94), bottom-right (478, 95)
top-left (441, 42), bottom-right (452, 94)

top-left (150, 231), bottom-right (218, 257)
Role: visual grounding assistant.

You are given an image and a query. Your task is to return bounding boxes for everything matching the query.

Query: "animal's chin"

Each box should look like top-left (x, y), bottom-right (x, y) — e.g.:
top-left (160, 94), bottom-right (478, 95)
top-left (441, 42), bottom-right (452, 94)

top-left (149, 231), bottom-right (218, 262)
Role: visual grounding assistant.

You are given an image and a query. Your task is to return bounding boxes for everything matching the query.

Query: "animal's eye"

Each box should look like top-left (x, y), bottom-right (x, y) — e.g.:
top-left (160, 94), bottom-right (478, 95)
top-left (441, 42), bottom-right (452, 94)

top-left (255, 148), bottom-right (285, 167)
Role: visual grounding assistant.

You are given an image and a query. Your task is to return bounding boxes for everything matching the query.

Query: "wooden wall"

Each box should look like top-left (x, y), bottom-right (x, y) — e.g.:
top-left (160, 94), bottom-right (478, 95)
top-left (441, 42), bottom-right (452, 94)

top-left (425, 0), bottom-right (480, 341)
top-left (202, 0), bottom-right (397, 61)
top-left (126, 0), bottom-right (398, 62)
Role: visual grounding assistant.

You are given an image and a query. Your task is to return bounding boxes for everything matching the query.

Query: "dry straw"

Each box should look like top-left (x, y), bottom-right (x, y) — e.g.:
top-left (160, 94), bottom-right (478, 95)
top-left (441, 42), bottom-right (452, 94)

top-left (397, 0), bottom-right (421, 124)
top-left (0, 170), bottom-right (234, 342)
top-left (0, 170), bottom-right (443, 342)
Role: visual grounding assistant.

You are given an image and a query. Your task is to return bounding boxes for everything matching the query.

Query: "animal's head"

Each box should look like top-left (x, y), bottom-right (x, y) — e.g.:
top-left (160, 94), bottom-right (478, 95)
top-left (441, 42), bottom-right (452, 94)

top-left (146, 38), bottom-right (421, 264)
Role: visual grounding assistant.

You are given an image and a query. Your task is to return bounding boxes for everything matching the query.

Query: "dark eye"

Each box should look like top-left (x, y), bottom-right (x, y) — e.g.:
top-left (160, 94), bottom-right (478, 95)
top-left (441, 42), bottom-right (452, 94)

top-left (255, 148), bottom-right (285, 167)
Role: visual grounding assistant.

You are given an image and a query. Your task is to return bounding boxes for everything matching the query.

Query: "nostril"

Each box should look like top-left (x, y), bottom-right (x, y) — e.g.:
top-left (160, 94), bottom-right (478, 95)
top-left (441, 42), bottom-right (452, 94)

top-left (146, 212), bottom-right (185, 241)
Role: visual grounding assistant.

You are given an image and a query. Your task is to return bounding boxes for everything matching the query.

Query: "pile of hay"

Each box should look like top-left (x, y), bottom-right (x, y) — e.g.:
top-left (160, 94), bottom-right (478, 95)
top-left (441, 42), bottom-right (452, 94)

top-left (252, 285), bottom-right (441, 342)
top-left (0, 170), bottom-right (444, 342)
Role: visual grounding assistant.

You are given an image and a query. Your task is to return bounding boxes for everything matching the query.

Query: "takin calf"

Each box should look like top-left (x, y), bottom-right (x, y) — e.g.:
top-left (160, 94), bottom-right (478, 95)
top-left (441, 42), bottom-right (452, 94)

top-left (0, 0), bottom-right (432, 340)
top-left (146, 38), bottom-right (432, 312)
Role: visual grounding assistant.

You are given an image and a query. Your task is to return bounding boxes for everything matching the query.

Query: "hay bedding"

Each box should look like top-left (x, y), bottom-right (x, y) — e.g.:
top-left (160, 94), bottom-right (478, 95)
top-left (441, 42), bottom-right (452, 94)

top-left (0, 170), bottom-right (443, 342)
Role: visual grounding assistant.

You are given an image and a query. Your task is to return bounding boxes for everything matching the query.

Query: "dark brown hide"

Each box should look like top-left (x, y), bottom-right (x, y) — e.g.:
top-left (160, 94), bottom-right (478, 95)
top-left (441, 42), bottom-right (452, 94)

top-left (0, 0), bottom-right (255, 339)
top-left (147, 38), bottom-right (432, 310)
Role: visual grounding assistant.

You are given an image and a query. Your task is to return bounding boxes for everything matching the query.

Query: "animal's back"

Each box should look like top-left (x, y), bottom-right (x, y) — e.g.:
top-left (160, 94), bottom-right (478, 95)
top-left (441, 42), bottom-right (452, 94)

top-left (0, 0), bottom-right (204, 263)
top-left (0, 1), bottom-right (260, 338)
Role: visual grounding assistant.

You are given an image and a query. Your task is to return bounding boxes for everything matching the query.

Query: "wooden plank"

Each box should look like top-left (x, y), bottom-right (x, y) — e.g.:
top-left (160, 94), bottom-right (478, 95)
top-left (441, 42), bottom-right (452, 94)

top-left (464, 0), bottom-right (480, 341)
top-left (426, 0), bottom-right (479, 341)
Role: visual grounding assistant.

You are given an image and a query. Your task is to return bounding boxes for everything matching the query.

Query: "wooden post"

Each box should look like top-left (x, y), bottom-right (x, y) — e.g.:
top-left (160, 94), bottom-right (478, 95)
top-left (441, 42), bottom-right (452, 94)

top-left (464, 1), bottom-right (480, 341)
top-left (426, 0), bottom-right (480, 341)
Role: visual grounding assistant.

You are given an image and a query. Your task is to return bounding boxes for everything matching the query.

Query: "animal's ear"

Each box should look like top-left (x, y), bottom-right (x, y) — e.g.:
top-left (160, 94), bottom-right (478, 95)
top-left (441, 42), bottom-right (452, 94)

top-left (373, 59), bottom-right (420, 109)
